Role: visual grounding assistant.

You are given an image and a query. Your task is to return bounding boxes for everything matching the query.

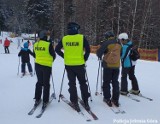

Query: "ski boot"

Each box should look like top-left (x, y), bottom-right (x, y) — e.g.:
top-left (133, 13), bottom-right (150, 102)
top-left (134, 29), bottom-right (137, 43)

top-left (129, 89), bottom-right (140, 95)
top-left (103, 98), bottom-right (112, 107)
top-left (72, 102), bottom-right (81, 112)
top-left (83, 100), bottom-right (90, 111)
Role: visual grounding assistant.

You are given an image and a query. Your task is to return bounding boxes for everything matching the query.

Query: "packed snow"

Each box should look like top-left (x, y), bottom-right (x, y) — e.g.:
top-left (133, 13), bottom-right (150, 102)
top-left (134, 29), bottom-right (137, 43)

top-left (0, 32), bottom-right (160, 124)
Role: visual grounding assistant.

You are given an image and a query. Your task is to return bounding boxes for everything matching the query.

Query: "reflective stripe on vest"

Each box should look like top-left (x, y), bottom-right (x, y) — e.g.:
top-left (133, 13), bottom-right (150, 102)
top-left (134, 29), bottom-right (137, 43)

top-left (62, 34), bottom-right (85, 65)
top-left (34, 40), bottom-right (53, 67)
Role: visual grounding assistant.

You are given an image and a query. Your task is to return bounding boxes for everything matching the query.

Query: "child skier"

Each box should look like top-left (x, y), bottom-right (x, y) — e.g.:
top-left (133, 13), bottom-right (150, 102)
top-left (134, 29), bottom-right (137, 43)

top-left (18, 42), bottom-right (34, 77)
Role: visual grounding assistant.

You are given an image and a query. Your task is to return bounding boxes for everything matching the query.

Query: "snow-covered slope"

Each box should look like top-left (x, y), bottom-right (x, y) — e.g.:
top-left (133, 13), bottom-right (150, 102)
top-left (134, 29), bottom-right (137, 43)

top-left (0, 33), bottom-right (160, 124)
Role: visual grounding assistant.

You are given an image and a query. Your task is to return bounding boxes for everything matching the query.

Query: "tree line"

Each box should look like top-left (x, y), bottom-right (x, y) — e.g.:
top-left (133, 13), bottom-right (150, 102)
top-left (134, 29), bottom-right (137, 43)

top-left (0, 0), bottom-right (160, 49)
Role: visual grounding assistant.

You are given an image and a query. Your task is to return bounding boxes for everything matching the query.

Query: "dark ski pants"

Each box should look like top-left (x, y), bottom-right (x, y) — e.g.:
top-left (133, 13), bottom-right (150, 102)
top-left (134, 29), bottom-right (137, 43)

top-left (121, 66), bottom-right (139, 92)
top-left (34, 63), bottom-right (51, 103)
top-left (103, 68), bottom-right (120, 101)
top-left (4, 46), bottom-right (9, 53)
top-left (65, 65), bottom-right (90, 104)
top-left (21, 62), bottom-right (33, 73)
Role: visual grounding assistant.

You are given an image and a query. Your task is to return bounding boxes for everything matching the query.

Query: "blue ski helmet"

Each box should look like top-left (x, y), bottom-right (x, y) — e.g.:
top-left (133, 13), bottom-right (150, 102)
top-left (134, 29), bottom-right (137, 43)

top-left (23, 42), bottom-right (29, 48)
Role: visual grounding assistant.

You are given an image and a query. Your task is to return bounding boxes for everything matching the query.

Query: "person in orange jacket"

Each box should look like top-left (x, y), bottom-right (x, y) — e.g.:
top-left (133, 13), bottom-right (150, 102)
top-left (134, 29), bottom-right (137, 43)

top-left (4, 38), bottom-right (10, 54)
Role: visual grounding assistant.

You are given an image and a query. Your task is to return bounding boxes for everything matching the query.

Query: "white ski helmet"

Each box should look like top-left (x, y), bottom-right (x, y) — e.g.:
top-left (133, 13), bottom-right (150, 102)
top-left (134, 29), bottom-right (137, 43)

top-left (118, 33), bottom-right (128, 40)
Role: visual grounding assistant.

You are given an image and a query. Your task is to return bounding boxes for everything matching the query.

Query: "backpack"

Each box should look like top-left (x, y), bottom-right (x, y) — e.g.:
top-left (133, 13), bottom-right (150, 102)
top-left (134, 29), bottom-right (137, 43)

top-left (129, 48), bottom-right (140, 61)
top-left (103, 43), bottom-right (121, 64)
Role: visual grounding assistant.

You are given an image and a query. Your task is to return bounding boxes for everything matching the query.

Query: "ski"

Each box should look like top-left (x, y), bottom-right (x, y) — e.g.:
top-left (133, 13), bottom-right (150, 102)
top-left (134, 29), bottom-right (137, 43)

top-left (36, 93), bottom-right (55, 118)
top-left (132, 93), bottom-right (153, 101)
top-left (112, 104), bottom-right (126, 114)
top-left (78, 97), bottom-right (98, 120)
top-left (95, 92), bottom-right (120, 114)
top-left (121, 94), bottom-right (140, 102)
top-left (104, 102), bottom-right (119, 114)
top-left (104, 102), bottom-right (126, 114)
top-left (20, 73), bottom-right (33, 78)
top-left (28, 100), bottom-right (41, 115)
top-left (36, 106), bottom-right (46, 118)
top-left (60, 94), bottom-right (91, 122)
top-left (95, 92), bottom-right (125, 114)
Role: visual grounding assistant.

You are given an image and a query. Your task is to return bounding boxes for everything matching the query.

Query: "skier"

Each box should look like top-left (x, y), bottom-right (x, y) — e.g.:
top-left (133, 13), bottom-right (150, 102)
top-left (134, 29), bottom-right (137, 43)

top-left (4, 38), bottom-right (10, 53)
top-left (55, 22), bottom-right (91, 112)
top-left (118, 33), bottom-right (140, 95)
top-left (17, 37), bottom-right (21, 49)
top-left (33, 30), bottom-right (56, 109)
top-left (18, 42), bottom-right (34, 77)
top-left (96, 31), bottom-right (121, 107)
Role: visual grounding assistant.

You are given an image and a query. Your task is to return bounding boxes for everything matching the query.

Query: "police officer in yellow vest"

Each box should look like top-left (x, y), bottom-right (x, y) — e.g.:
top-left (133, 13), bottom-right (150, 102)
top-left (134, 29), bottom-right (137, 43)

top-left (33, 30), bottom-right (56, 109)
top-left (55, 22), bottom-right (90, 112)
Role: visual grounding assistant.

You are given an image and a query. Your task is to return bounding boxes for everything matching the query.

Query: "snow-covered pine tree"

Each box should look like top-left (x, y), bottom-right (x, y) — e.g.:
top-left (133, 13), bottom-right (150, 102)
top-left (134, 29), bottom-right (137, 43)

top-left (26, 0), bottom-right (53, 30)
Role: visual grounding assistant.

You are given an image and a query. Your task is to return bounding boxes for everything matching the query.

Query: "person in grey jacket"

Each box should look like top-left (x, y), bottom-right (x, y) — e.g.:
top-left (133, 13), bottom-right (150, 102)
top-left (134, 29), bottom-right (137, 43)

top-left (96, 31), bottom-right (121, 107)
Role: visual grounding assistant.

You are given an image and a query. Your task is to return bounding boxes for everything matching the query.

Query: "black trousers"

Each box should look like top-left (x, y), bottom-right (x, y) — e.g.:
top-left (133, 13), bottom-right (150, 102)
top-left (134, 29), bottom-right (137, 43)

top-left (121, 65), bottom-right (139, 92)
top-left (34, 63), bottom-right (51, 103)
top-left (65, 65), bottom-right (90, 103)
top-left (21, 62), bottom-right (32, 73)
top-left (103, 68), bottom-right (120, 101)
top-left (4, 46), bottom-right (9, 53)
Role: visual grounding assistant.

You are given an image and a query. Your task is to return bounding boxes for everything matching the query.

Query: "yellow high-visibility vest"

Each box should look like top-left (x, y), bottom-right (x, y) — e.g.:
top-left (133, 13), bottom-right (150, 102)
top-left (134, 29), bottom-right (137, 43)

top-left (62, 34), bottom-right (85, 65)
top-left (34, 40), bottom-right (53, 67)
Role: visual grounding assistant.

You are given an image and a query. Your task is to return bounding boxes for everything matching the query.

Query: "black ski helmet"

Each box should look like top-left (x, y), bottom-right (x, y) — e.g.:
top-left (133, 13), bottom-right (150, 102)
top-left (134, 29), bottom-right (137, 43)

top-left (67, 22), bottom-right (80, 31)
top-left (39, 30), bottom-right (48, 39)
top-left (104, 31), bottom-right (115, 39)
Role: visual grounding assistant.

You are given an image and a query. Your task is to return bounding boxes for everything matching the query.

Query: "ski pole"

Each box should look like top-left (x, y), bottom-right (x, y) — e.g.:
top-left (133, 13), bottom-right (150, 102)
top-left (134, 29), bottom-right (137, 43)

top-left (58, 68), bottom-right (66, 102)
top-left (84, 65), bottom-right (92, 101)
top-left (95, 60), bottom-right (101, 95)
top-left (33, 60), bottom-right (36, 75)
top-left (17, 57), bottom-right (20, 75)
top-left (51, 72), bottom-right (56, 99)
top-left (100, 60), bottom-right (103, 95)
